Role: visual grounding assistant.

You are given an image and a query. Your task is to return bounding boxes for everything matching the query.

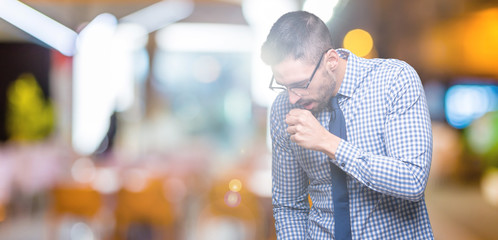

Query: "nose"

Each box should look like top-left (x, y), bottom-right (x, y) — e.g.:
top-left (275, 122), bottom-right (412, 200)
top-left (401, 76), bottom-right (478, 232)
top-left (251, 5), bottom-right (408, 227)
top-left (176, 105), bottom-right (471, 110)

top-left (288, 90), bottom-right (301, 105)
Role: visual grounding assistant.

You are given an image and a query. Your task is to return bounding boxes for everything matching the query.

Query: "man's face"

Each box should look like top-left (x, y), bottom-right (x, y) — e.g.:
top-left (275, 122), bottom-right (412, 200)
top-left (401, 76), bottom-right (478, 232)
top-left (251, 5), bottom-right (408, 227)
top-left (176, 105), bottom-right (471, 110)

top-left (272, 57), bottom-right (336, 113)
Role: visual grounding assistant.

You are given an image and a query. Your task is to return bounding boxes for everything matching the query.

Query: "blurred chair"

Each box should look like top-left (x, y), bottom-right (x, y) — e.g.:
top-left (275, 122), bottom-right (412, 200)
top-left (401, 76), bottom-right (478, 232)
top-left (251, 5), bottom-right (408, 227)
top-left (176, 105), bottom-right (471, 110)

top-left (48, 184), bottom-right (104, 239)
top-left (113, 177), bottom-right (176, 240)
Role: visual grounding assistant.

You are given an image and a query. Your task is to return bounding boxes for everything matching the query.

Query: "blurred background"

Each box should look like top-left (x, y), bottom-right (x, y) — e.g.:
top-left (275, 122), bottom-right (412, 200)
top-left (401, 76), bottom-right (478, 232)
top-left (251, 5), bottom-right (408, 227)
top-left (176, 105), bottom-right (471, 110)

top-left (0, 0), bottom-right (497, 239)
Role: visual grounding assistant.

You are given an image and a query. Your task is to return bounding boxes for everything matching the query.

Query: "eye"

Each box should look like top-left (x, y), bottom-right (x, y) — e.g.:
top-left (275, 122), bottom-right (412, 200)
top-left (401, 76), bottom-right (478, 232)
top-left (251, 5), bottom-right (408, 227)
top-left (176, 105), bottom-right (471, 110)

top-left (289, 80), bottom-right (309, 89)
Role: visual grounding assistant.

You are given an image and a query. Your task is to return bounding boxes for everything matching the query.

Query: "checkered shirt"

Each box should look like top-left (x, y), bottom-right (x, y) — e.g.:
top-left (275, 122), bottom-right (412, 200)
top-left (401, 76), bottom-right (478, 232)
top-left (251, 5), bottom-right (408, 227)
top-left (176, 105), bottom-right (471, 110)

top-left (270, 49), bottom-right (434, 239)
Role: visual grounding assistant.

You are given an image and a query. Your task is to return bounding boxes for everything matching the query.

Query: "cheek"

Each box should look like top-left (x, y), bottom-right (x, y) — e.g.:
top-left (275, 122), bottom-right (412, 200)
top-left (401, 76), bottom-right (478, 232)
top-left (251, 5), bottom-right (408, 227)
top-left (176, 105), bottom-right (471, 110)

top-left (316, 79), bottom-right (335, 98)
top-left (308, 73), bottom-right (335, 100)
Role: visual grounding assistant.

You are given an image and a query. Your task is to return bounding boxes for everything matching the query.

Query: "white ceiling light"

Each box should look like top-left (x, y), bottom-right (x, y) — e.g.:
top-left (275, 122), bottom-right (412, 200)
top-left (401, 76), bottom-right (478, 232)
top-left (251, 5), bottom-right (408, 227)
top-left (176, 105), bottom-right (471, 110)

top-left (121, 0), bottom-right (193, 34)
top-left (0, 0), bottom-right (77, 56)
top-left (303, 0), bottom-right (340, 23)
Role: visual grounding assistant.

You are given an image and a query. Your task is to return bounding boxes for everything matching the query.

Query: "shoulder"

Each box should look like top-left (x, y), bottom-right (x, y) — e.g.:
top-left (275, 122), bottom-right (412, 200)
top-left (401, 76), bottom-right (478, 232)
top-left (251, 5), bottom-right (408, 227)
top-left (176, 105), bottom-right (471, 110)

top-left (371, 58), bottom-right (422, 92)
top-left (359, 58), bottom-right (423, 109)
top-left (368, 58), bottom-right (417, 77)
top-left (270, 92), bottom-right (292, 118)
top-left (353, 54), bottom-right (419, 84)
top-left (377, 60), bottom-right (425, 113)
top-left (269, 93), bottom-right (292, 139)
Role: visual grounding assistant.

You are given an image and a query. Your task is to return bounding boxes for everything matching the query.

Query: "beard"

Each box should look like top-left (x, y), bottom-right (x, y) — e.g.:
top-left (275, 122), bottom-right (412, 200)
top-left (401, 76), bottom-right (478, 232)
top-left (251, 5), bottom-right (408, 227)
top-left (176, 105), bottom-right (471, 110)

top-left (297, 72), bottom-right (337, 114)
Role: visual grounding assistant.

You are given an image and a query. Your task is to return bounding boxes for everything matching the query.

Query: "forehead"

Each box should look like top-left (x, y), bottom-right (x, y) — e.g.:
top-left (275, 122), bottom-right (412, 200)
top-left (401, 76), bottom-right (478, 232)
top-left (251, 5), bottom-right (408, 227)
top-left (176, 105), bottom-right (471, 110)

top-left (271, 57), bottom-right (315, 85)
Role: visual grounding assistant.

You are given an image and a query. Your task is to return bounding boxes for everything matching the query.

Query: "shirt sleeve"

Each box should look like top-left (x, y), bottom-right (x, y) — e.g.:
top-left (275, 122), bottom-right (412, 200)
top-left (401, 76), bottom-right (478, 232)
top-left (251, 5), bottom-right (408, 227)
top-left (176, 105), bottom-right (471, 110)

top-left (270, 95), bottom-right (310, 239)
top-left (334, 64), bottom-right (433, 202)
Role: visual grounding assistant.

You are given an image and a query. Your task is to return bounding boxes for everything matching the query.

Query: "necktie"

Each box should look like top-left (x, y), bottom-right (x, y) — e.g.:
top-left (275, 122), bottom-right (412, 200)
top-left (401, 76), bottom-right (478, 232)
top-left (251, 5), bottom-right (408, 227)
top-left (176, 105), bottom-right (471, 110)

top-left (329, 96), bottom-right (352, 240)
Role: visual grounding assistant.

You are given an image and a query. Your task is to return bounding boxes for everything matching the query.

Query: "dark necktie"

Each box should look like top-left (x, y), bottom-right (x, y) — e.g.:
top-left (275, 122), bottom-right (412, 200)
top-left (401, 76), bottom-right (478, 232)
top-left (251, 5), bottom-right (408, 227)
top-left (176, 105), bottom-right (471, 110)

top-left (329, 96), bottom-right (352, 240)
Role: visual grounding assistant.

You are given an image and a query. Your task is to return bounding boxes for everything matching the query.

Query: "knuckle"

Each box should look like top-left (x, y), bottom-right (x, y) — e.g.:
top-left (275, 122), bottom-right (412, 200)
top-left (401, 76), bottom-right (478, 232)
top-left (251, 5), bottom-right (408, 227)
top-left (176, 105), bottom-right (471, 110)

top-left (295, 125), bottom-right (302, 132)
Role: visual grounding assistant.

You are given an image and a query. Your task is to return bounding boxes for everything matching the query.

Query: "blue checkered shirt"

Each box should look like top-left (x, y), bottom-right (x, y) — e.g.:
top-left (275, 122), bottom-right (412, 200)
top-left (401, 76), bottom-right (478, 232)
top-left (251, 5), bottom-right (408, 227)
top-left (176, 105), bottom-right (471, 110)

top-left (270, 49), bottom-right (434, 239)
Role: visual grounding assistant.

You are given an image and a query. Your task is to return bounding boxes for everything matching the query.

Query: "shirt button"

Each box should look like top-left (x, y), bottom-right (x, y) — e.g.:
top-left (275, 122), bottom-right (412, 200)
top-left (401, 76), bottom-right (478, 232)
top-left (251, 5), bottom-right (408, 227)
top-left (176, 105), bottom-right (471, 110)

top-left (341, 163), bottom-right (345, 167)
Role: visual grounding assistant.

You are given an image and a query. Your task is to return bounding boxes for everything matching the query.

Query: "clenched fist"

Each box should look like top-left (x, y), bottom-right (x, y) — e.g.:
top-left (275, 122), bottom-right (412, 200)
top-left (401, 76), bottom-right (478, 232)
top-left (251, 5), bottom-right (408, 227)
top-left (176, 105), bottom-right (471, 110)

top-left (285, 109), bottom-right (341, 158)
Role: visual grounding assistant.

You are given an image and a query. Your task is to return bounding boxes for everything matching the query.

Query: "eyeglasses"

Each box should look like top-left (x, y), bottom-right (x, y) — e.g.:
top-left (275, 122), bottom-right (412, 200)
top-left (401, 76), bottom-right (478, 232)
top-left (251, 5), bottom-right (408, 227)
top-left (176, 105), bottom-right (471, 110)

top-left (269, 49), bottom-right (329, 97)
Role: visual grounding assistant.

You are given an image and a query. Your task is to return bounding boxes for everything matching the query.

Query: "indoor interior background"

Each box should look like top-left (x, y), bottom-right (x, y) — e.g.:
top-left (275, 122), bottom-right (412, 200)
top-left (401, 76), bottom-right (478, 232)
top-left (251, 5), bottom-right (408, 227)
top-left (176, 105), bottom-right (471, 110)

top-left (0, 0), bottom-right (497, 239)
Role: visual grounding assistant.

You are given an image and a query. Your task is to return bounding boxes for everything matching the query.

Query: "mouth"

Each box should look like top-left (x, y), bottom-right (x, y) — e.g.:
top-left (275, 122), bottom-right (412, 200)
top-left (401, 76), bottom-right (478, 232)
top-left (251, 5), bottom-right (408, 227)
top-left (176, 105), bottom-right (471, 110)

top-left (300, 101), bottom-right (314, 110)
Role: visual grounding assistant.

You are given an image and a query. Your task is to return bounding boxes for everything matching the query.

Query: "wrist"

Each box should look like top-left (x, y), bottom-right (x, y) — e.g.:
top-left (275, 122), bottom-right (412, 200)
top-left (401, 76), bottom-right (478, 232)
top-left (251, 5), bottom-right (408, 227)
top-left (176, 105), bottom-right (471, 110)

top-left (319, 132), bottom-right (341, 159)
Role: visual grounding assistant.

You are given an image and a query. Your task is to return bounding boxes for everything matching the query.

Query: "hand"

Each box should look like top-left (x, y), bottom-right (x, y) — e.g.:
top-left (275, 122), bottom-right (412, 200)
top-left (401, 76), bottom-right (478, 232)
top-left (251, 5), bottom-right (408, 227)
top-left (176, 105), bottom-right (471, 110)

top-left (285, 109), bottom-right (334, 151)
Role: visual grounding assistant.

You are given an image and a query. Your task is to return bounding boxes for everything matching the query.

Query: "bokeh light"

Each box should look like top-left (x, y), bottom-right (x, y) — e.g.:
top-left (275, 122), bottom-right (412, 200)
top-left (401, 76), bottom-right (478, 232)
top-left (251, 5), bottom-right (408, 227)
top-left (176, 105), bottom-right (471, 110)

top-left (91, 168), bottom-right (119, 194)
top-left (71, 157), bottom-right (96, 184)
top-left (481, 168), bottom-right (498, 207)
top-left (122, 168), bottom-right (148, 193)
top-left (343, 29), bottom-right (374, 57)
top-left (224, 191), bottom-right (241, 208)
top-left (467, 112), bottom-right (497, 155)
top-left (70, 222), bottom-right (95, 240)
top-left (445, 84), bottom-right (498, 129)
top-left (228, 179), bottom-right (242, 192)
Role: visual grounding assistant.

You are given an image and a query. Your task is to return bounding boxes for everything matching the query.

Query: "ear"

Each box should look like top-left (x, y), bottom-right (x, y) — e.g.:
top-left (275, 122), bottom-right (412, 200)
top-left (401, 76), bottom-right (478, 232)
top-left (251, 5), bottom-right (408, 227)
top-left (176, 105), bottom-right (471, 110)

top-left (324, 49), bottom-right (339, 72)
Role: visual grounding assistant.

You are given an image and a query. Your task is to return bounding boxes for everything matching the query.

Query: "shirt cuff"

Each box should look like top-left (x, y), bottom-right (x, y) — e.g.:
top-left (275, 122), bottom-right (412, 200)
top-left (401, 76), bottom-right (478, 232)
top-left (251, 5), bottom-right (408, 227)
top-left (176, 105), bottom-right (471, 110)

top-left (334, 140), bottom-right (367, 173)
top-left (334, 140), bottom-right (374, 187)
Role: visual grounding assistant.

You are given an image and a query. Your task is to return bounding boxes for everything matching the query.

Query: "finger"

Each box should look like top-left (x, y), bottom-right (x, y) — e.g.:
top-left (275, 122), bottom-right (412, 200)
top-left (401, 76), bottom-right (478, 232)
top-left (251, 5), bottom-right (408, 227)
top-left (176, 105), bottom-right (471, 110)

top-left (288, 108), bottom-right (308, 116)
top-left (287, 115), bottom-right (307, 127)
top-left (290, 133), bottom-right (303, 144)
top-left (285, 114), bottom-right (298, 125)
top-left (287, 126), bottom-right (297, 135)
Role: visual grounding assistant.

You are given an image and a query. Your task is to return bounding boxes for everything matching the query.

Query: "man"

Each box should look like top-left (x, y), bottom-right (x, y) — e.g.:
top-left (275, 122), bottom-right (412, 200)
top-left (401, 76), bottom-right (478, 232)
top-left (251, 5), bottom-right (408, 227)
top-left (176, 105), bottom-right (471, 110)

top-left (261, 11), bottom-right (433, 239)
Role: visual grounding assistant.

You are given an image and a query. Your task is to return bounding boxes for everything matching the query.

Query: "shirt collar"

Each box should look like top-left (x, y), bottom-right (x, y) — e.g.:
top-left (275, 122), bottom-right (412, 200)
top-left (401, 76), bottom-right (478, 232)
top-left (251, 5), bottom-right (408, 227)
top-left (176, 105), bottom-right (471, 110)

top-left (336, 48), bottom-right (371, 99)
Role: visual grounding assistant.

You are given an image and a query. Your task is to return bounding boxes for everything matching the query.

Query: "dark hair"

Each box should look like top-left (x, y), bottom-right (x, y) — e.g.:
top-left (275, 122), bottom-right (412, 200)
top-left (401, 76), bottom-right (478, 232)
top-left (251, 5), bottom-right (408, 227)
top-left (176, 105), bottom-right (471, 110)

top-left (261, 11), bottom-right (333, 66)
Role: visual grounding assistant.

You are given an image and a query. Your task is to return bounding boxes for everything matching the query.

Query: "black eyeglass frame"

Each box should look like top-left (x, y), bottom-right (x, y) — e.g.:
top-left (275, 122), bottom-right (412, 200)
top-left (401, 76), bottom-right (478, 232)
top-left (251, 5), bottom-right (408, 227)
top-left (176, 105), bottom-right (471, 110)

top-left (269, 49), bottom-right (331, 97)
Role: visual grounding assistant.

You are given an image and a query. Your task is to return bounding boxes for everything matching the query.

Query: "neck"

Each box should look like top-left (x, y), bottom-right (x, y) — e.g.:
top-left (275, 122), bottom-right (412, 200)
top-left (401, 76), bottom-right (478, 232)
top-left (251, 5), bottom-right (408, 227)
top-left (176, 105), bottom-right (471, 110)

top-left (333, 57), bottom-right (347, 96)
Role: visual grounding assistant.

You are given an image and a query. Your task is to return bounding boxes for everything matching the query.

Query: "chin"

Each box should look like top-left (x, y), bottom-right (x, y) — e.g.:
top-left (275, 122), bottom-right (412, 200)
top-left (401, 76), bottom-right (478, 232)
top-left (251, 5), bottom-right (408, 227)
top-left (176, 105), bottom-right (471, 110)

top-left (311, 102), bottom-right (328, 113)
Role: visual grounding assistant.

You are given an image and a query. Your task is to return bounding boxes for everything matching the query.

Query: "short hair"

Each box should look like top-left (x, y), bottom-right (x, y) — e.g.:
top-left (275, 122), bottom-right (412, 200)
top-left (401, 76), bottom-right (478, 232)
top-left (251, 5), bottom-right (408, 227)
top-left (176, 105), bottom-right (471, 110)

top-left (261, 11), bottom-right (334, 66)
